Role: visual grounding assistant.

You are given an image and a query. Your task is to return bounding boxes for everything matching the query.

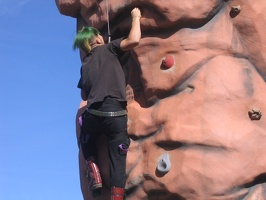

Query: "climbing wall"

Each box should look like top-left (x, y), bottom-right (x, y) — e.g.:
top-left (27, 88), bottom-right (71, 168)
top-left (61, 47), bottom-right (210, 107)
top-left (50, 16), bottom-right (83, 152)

top-left (56, 0), bottom-right (266, 199)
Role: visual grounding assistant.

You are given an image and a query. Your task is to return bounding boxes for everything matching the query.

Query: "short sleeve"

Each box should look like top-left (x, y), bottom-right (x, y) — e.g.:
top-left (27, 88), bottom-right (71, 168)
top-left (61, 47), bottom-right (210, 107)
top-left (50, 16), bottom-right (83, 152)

top-left (108, 37), bottom-right (126, 56)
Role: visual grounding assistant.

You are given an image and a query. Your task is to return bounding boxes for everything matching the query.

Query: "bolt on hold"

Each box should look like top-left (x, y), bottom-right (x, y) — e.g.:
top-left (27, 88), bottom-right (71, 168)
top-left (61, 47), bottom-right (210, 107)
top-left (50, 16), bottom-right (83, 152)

top-left (157, 153), bottom-right (171, 174)
top-left (248, 108), bottom-right (262, 120)
top-left (231, 5), bottom-right (241, 12)
top-left (161, 55), bottom-right (174, 69)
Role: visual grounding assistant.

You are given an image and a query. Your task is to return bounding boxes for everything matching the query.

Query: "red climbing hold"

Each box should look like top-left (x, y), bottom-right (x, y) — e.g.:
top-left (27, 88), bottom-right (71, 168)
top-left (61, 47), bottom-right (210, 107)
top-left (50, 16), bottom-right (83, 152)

top-left (161, 55), bottom-right (174, 69)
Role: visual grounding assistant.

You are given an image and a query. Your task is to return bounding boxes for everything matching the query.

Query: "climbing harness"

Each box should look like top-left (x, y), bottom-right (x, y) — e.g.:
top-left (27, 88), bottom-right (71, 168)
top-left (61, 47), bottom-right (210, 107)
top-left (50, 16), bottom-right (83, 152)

top-left (86, 108), bottom-right (127, 117)
top-left (105, 0), bottom-right (111, 43)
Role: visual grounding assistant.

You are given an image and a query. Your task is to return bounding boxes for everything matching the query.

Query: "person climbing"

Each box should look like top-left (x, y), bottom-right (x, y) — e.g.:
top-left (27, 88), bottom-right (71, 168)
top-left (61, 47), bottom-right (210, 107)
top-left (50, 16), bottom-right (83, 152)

top-left (73, 7), bottom-right (141, 200)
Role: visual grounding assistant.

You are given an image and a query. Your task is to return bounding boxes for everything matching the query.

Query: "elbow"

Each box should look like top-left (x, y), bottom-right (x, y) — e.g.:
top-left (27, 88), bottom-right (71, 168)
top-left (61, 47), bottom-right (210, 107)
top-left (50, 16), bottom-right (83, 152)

top-left (131, 40), bottom-right (140, 47)
top-left (128, 37), bottom-right (141, 48)
top-left (128, 33), bottom-right (141, 46)
top-left (121, 36), bottom-right (141, 51)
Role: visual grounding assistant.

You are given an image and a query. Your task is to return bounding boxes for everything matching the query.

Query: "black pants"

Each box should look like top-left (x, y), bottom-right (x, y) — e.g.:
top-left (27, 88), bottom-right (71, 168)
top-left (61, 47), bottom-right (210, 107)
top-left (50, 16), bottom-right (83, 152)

top-left (79, 98), bottom-right (130, 188)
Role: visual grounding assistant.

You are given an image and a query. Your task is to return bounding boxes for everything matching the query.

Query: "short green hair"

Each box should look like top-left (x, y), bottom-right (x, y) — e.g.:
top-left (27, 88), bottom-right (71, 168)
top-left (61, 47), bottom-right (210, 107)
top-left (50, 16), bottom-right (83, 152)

top-left (73, 26), bottom-right (100, 53)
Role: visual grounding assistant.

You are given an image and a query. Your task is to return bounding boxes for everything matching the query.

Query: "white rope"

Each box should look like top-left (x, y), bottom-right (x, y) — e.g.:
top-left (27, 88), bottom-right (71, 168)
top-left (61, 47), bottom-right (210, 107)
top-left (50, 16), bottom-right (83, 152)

top-left (105, 0), bottom-right (111, 43)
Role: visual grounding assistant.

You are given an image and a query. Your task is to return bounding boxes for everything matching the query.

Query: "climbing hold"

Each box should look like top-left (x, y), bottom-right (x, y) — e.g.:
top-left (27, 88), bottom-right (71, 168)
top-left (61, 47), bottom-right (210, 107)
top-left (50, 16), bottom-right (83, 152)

top-left (231, 5), bottom-right (241, 12)
top-left (157, 153), bottom-right (171, 173)
top-left (161, 55), bottom-right (174, 69)
top-left (248, 108), bottom-right (262, 120)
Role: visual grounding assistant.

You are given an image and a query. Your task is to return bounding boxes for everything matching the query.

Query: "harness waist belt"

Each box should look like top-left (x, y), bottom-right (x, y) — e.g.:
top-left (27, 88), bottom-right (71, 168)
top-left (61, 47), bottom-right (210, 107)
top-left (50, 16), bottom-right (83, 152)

top-left (87, 108), bottom-right (127, 117)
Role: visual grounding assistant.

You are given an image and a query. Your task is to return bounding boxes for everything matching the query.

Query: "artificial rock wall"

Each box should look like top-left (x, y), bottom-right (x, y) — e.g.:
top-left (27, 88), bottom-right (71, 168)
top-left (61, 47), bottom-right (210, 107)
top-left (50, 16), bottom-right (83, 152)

top-left (56, 0), bottom-right (266, 199)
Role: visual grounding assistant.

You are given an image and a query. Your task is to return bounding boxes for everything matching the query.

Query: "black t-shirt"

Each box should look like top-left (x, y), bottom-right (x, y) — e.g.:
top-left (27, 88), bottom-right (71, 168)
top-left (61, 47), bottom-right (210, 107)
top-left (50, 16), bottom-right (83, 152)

top-left (77, 38), bottom-right (127, 107)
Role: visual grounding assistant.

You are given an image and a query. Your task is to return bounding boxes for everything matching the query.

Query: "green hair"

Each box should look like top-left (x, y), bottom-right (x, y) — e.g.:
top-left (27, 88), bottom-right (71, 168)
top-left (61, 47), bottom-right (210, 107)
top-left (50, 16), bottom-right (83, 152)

top-left (73, 26), bottom-right (100, 53)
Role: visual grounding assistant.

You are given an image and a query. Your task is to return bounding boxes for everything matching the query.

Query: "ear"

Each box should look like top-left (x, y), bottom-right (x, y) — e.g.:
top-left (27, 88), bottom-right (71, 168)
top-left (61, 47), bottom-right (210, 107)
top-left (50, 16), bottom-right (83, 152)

top-left (95, 37), bottom-right (102, 44)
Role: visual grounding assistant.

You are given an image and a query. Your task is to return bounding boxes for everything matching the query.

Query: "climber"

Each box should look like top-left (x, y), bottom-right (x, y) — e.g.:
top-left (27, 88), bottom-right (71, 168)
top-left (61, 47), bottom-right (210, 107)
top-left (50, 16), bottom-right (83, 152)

top-left (73, 7), bottom-right (141, 200)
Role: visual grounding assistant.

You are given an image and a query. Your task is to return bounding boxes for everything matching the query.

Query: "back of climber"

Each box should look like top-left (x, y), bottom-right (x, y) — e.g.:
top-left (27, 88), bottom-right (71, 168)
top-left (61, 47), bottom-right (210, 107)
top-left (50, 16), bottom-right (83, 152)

top-left (73, 7), bottom-right (141, 200)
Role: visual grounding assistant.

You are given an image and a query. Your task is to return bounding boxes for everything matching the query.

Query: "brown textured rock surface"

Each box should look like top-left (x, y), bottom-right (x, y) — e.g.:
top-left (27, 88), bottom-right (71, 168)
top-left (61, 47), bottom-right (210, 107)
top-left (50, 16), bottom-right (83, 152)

top-left (57, 0), bottom-right (266, 199)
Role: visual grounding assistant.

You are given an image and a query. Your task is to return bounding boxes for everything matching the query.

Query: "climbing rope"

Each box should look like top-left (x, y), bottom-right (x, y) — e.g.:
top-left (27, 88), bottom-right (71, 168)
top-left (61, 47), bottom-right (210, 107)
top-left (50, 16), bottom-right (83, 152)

top-left (105, 0), bottom-right (111, 43)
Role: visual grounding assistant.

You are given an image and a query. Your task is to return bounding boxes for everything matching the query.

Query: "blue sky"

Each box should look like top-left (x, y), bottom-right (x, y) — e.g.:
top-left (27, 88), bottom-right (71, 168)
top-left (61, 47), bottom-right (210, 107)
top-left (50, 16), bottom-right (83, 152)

top-left (0, 0), bottom-right (84, 199)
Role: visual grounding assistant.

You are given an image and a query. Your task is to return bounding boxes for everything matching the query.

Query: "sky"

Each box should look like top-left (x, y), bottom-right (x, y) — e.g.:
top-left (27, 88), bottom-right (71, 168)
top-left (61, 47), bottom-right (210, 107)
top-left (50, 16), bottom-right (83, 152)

top-left (0, 0), bottom-right (84, 199)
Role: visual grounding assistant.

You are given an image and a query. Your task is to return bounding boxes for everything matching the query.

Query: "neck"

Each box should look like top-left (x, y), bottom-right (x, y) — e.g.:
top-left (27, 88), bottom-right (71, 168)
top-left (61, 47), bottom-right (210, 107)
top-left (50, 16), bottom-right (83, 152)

top-left (91, 43), bottom-right (103, 50)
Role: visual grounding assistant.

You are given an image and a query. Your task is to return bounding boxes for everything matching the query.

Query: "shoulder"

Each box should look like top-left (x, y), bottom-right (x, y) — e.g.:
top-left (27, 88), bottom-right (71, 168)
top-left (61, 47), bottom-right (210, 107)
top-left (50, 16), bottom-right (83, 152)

top-left (112, 37), bottom-right (125, 44)
top-left (107, 37), bottom-right (126, 54)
